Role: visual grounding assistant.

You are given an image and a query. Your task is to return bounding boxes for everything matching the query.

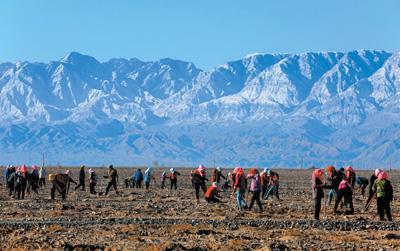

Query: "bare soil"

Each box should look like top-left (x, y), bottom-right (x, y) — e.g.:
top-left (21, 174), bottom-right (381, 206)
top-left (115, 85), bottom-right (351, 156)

top-left (0, 167), bottom-right (399, 250)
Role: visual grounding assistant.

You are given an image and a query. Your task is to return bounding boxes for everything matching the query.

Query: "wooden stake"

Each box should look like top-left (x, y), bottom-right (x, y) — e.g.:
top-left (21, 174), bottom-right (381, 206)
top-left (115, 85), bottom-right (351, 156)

top-left (323, 191), bottom-right (327, 219)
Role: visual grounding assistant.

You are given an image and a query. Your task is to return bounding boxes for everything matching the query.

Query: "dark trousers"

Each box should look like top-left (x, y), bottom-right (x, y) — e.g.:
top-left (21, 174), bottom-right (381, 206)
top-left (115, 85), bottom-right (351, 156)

top-left (261, 185), bottom-right (269, 199)
top-left (135, 181), bottom-right (142, 189)
top-left (314, 197), bottom-right (322, 220)
top-left (377, 197), bottom-right (392, 221)
top-left (8, 182), bottom-right (14, 196)
top-left (105, 181), bottom-right (117, 195)
top-left (249, 190), bottom-right (263, 211)
top-left (361, 185), bottom-right (367, 196)
top-left (90, 182), bottom-right (97, 194)
top-left (27, 182), bottom-right (38, 195)
top-left (161, 180), bottom-right (165, 189)
top-left (51, 183), bottom-right (57, 200)
top-left (145, 182), bottom-right (150, 189)
top-left (170, 179), bottom-right (177, 190)
top-left (194, 182), bottom-right (207, 199)
top-left (39, 178), bottom-right (46, 188)
top-left (16, 182), bottom-right (26, 199)
top-left (51, 181), bottom-right (66, 200)
top-left (334, 188), bottom-right (354, 214)
top-left (29, 178), bottom-right (38, 192)
top-left (205, 197), bottom-right (220, 203)
top-left (75, 180), bottom-right (85, 191)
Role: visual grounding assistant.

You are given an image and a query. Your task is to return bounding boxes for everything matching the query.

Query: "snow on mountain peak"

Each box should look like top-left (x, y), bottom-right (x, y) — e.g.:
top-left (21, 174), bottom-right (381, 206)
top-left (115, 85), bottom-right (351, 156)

top-left (1, 50), bottom-right (400, 167)
top-left (61, 52), bottom-right (98, 64)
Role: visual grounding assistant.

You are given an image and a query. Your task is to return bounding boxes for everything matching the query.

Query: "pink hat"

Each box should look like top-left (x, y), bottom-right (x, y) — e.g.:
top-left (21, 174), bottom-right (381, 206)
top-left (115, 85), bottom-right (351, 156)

top-left (345, 166), bottom-right (354, 172)
top-left (65, 170), bottom-right (71, 175)
top-left (235, 167), bottom-right (244, 175)
top-left (197, 165), bottom-right (206, 174)
top-left (378, 171), bottom-right (388, 180)
top-left (32, 165), bottom-right (38, 170)
top-left (212, 182), bottom-right (218, 188)
top-left (88, 168), bottom-right (94, 174)
top-left (312, 169), bottom-right (324, 180)
top-left (20, 165), bottom-right (28, 173)
top-left (374, 168), bottom-right (383, 177)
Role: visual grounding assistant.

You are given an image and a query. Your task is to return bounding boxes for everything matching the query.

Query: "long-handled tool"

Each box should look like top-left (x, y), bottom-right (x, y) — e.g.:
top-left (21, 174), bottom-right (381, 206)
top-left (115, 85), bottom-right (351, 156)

top-left (323, 191), bottom-right (327, 219)
top-left (13, 174), bottom-right (17, 198)
top-left (66, 176), bottom-right (70, 200)
top-left (364, 192), bottom-right (376, 212)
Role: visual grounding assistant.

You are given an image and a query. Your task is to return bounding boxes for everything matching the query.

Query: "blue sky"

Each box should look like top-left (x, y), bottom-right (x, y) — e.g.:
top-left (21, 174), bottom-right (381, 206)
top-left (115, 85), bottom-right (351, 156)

top-left (1, 0), bottom-right (399, 69)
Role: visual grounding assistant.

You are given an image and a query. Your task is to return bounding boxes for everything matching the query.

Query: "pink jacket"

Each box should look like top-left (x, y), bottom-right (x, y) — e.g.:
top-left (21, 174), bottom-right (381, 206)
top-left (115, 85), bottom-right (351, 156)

top-left (248, 173), bottom-right (261, 192)
top-left (338, 180), bottom-right (350, 190)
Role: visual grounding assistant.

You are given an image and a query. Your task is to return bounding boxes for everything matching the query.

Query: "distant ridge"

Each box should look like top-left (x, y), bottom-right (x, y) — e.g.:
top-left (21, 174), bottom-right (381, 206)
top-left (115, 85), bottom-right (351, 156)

top-left (0, 50), bottom-right (400, 168)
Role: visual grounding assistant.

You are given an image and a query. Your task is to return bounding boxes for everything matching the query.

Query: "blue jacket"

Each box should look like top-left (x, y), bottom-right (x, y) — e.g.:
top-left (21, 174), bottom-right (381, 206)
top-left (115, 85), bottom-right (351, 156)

top-left (356, 176), bottom-right (369, 186)
top-left (133, 170), bottom-right (143, 182)
top-left (144, 167), bottom-right (153, 182)
top-left (144, 171), bottom-right (151, 182)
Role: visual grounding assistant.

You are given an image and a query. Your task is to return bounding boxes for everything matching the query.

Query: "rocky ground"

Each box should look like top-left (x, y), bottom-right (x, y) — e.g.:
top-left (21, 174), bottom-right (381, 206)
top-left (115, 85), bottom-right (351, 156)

top-left (0, 167), bottom-right (399, 250)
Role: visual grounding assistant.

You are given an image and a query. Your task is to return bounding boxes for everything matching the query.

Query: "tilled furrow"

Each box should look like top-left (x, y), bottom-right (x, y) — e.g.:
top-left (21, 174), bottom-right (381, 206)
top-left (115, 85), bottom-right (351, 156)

top-left (0, 217), bottom-right (399, 231)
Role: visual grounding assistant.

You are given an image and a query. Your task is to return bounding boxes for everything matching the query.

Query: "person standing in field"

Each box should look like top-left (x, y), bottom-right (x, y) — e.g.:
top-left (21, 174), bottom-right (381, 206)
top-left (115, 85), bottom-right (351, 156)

top-left (364, 168), bottom-right (382, 211)
top-left (5, 166), bottom-right (16, 196)
top-left (104, 165), bottom-right (118, 195)
top-left (343, 166), bottom-right (356, 208)
top-left (325, 165), bottom-right (341, 206)
top-left (334, 177), bottom-right (354, 215)
top-left (160, 171), bottom-right (168, 189)
top-left (144, 166), bottom-right (154, 189)
top-left (169, 168), bottom-right (181, 190)
top-left (88, 168), bottom-right (97, 195)
top-left (264, 169), bottom-right (280, 200)
top-left (247, 168), bottom-right (263, 212)
top-left (133, 169), bottom-right (144, 189)
top-left (230, 168), bottom-right (239, 193)
top-left (38, 166), bottom-right (46, 188)
top-left (260, 168), bottom-right (270, 199)
top-left (233, 167), bottom-right (247, 211)
top-left (50, 172), bottom-right (76, 200)
top-left (372, 171), bottom-right (393, 221)
top-left (192, 165), bottom-right (208, 203)
top-left (312, 168), bottom-right (326, 220)
top-left (64, 170), bottom-right (77, 194)
top-left (75, 165), bottom-right (86, 191)
top-left (31, 165), bottom-right (39, 189)
top-left (345, 166), bottom-right (356, 189)
top-left (210, 167), bottom-right (227, 184)
top-left (2, 166), bottom-right (8, 185)
top-left (15, 165), bottom-right (28, 200)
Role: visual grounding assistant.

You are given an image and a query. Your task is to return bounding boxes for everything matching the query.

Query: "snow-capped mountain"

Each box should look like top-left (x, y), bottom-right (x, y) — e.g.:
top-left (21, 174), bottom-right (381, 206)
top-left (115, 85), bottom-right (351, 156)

top-left (1, 50), bottom-right (400, 168)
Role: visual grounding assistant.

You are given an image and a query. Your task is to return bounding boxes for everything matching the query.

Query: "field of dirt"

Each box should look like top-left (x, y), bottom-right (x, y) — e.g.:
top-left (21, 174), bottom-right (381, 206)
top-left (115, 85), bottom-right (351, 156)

top-left (0, 167), bottom-right (399, 250)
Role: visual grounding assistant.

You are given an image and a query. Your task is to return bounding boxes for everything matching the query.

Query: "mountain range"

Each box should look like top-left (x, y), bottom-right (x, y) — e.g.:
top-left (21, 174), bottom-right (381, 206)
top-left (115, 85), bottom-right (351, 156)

top-left (1, 50), bottom-right (400, 168)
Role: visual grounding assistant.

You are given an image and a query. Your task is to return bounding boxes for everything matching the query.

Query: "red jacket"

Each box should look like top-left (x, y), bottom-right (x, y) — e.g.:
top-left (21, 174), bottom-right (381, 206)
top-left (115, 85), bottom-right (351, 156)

top-left (260, 172), bottom-right (269, 187)
top-left (205, 186), bottom-right (219, 199)
top-left (234, 173), bottom-right (247, 193)
top-left (170, 171), bottom-right (180, 181)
